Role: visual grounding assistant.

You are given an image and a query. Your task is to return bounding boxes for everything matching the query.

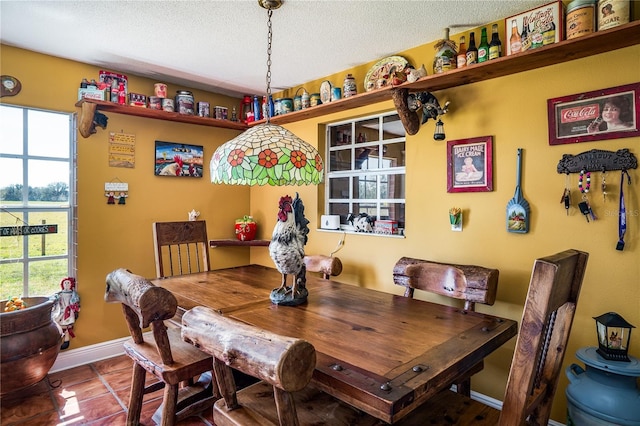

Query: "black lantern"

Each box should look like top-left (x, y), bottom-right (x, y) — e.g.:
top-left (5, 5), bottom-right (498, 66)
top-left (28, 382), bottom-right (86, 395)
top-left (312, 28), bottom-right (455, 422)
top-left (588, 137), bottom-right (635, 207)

top-left (433, 118), bottom-right (445, 141)
top-left (594, 312), bottom-right (635, 362)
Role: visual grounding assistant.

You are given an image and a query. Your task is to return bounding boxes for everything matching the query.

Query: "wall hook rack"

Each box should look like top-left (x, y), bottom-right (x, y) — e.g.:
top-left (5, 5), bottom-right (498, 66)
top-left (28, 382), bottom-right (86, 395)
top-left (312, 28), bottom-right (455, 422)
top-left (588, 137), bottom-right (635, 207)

top-left (556, 149), bottom-right (637, 174)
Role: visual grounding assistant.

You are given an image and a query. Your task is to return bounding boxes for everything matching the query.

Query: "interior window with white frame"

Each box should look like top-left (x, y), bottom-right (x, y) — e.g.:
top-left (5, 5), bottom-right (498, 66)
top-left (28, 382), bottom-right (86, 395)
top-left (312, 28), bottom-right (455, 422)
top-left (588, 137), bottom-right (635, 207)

top-left (325, 112), bottom-right (405, 235)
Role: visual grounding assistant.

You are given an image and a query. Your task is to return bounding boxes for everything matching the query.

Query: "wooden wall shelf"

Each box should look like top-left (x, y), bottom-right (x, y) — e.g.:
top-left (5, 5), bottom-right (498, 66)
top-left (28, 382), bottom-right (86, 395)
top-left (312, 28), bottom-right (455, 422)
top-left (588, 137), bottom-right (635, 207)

top-left (75, 99), bottom-right (248, 131)
top-left (210, 239), bottom-right (270, 248)
top-left (76, 22), bottom-right (638, 132)
top-left (251, 21), bottom-right (640, 126)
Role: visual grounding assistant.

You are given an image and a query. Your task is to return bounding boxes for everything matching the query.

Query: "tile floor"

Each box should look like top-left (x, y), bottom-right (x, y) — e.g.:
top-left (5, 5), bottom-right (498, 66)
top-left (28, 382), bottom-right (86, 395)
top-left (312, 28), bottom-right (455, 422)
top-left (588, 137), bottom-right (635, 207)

top-left (0, 354), bottom-right (214, 425)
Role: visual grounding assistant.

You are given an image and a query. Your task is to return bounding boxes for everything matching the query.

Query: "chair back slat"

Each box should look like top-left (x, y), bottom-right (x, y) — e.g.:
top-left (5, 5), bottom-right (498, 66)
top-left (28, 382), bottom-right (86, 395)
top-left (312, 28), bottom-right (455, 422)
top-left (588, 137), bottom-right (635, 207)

top-left (105, 268), bottom-right (178, 365)
top-left (153, 221), bottom-right (210, 278)
top-left (393, 257), bottom-right (499, 310)
top-left (304, 255), bottom-right (342, 279)
top-left (499, 249), bottom-right (588, 426)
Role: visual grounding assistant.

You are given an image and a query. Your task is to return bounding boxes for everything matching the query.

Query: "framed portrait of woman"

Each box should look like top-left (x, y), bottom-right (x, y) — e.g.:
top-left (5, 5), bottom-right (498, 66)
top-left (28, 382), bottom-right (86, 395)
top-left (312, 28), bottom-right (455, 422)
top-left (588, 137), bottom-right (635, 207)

top-left (547, 83), bottom-right (640, 145)
top-left (447, 136), bottom-right (493, 193)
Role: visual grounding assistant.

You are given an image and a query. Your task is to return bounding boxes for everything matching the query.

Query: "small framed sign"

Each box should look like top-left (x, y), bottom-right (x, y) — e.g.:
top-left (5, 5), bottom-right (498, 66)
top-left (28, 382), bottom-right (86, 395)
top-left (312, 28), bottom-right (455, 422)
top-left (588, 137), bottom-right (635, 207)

top-left (154, 141), bottom-right (204, 178)
top-left (547, 83), bottom-right (640, 145)
top-left (447, 136), bottom-right (493, 193)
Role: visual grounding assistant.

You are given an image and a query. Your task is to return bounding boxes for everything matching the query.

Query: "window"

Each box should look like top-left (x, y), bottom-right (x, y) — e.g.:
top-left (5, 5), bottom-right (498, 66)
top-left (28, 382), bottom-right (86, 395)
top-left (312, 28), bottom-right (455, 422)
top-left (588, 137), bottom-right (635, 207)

top-left (0, 104), bottom-right (76, 300)
top-left (325, 112), bottom-right (405, 233)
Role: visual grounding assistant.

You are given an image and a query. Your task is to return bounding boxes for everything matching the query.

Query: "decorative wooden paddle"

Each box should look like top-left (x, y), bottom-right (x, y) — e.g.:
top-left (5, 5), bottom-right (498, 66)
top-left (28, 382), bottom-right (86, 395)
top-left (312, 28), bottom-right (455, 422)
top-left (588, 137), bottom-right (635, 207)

top-left (506, 148), bottom-right (530, 233)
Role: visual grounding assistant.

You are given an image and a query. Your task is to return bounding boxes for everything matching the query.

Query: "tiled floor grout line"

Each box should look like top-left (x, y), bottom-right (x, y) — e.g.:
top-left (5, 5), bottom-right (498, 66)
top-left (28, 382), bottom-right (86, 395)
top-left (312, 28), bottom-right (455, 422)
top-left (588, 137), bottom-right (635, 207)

top-left (90, 363), bottom-right (129, 412)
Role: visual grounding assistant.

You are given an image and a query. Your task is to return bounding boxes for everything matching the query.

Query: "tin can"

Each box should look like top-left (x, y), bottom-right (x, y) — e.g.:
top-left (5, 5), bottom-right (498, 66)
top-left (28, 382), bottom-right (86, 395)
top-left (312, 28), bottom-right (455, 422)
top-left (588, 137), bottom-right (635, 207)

top-left (293, 95), bottom-right (302, 111)
top-left (149, 96), bottom-right (162, 110)
top-left (309, 93), bottom-right (321, 107)
top-left (274, 98), bottom-right (282, 116)
top-left (597, 0), bottom-right (629, 31)
top-left (331, 87), bottom-right (342, 102)
top-left (197, 101), bottom-right (210, 117)
top-left (175, 90), bottom-right (194, 115)
top-left (343, 74), bottom-right (357, 97)
top-left (566, 0), bottom-right (596, 39)
top-left (280, 98), bottom-right (293, 114)
top-left (301, 91), bottom-right (310, 109)
top-left (162, 98), bottom-right (174, 112)
top-left (154, 83), bottom-right (167, 98)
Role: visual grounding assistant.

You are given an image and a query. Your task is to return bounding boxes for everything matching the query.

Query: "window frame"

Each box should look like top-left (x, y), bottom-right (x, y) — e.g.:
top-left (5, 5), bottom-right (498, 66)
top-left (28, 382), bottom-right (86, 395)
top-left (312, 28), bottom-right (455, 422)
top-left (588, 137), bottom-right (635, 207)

top-left (0, 104), bottom-right (77, 297)
top-left (324, 111), bottom-right (406, 236)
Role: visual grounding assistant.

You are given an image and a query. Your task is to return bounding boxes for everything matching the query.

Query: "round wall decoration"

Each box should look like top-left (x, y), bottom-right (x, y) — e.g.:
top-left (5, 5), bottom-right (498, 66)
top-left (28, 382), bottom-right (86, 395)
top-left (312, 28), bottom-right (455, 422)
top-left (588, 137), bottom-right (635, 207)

top-left (1, 75), bottom-right (22, 97)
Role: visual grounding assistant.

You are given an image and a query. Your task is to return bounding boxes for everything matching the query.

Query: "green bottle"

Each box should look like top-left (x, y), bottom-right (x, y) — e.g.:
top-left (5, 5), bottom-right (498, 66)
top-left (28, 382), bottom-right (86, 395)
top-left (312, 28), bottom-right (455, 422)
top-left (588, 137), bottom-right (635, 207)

top-left (478, 27), bottom-right (489, 63)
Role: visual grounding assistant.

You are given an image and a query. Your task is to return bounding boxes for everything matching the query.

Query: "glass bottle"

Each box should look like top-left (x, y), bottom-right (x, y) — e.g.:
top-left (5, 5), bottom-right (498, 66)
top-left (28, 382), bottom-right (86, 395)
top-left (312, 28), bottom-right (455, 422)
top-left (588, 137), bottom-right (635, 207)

top-left (542, 21), bottom-right (556, 46)
top-left (267, 95), bottom-right (275, 118)
top-left (489, 24), bottom-right (502, 60)
top-left (456, 35), bottom-right (467, 69)
top-left (117, 82), bottom-right (126, 105)
top-left (509, 19), bottom-right (522, 54)
top-left (477, 27), bottom-right (489, 62)
top-left (466, 31), bottom-right (478, 65)
top-left (262, 96), bottom-right (268, 119)
top-left (520, 21), bottom-right (531, 52)
top-left (253, 95), bottom-right (261, 121)
top-left (240, 95), bottom-right (252, 123)
top-left (110, 80), bottom-right (119, 103)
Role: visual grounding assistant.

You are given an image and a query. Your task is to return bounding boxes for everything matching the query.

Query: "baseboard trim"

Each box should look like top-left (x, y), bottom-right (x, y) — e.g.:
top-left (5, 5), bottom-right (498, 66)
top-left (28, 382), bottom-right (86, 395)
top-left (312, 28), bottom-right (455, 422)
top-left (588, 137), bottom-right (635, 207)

top-left (51, 338), bottom-right (564, 426)
top-left (50, 337), bottom-right (127, 373)
top-left (470, 390), bottom-right (564, 426)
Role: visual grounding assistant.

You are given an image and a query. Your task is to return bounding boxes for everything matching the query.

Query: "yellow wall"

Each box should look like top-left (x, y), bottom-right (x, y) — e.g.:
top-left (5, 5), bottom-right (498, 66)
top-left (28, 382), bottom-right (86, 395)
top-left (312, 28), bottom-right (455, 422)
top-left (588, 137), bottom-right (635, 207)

top-left (3, 26), bottom-right (640, 423)
top-left (1, 45), bottom-right (253, 345)
top-left (252, 43), bottom-right (640, 422)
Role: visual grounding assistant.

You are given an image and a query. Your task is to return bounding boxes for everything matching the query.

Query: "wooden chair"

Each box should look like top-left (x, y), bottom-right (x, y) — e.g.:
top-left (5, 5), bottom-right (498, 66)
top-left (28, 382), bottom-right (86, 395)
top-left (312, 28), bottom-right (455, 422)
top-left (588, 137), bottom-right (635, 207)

top-left (104, 268), bottom-right (216, 426)
top-left (393, 257), bottom-right (499, 396)
top-left (388, 249), bottom-right (589, 425)
top-left (303, 254), bottom-right (343, 279)
top-left (181, 306), bottom-right (332, 426)
top-left (153, 221), bottom-right (210, 278)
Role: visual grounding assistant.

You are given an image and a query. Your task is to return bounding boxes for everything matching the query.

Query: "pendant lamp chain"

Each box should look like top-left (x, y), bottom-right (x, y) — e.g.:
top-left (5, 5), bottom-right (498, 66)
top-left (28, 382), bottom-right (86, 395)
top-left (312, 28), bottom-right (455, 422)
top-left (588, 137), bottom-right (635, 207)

top-left (265, 8), bottom-right (273, 123)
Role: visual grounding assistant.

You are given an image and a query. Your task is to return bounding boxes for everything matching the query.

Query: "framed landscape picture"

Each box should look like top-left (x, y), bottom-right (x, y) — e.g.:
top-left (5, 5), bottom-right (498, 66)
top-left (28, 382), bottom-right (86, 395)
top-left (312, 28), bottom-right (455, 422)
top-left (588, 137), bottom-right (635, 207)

top-left (154, 141), bottom-right (203, 178)
top-left (547, 83), bottom-right (640, 145)
top-left (447, 136), bottom-right (493, 193)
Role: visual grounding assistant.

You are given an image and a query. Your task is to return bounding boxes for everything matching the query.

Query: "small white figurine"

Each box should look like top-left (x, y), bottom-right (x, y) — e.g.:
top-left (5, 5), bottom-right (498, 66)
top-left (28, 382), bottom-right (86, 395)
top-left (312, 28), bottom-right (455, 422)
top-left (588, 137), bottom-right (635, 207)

top-left (188, 209), bottom-right (200, 221)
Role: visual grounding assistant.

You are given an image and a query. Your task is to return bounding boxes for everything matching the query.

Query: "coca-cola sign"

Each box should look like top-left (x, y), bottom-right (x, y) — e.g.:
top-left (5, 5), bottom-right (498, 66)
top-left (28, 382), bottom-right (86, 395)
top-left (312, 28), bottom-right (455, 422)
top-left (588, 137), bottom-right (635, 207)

top-left (560, 104), bottom-right (600, 123)
top-left (548, 83), bottom-right (640, 145)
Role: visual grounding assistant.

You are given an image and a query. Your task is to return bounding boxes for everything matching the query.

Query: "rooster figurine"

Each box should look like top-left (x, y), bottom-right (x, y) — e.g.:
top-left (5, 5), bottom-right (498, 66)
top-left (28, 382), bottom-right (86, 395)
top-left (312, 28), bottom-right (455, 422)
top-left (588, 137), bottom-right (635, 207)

top-left (269, 193), bottom-right (310, 306)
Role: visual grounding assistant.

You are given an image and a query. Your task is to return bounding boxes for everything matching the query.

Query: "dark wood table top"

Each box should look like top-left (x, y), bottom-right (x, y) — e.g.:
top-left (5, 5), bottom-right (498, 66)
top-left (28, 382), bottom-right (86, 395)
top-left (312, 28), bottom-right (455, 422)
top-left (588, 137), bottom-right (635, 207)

top-left (153, 264), bottom-right (517, 423)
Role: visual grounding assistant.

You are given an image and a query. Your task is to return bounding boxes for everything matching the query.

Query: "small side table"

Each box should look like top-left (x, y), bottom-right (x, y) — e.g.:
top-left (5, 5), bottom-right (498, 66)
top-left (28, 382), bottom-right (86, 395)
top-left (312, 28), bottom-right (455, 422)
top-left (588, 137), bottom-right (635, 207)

top-left (566, 346), bottom-right (640, 425)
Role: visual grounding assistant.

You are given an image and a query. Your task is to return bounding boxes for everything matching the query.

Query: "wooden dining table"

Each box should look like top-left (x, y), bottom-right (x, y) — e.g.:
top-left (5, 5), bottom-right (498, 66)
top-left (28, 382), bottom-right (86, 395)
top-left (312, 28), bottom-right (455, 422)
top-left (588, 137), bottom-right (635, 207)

top-left (152, 264), bottom-right (517, 424)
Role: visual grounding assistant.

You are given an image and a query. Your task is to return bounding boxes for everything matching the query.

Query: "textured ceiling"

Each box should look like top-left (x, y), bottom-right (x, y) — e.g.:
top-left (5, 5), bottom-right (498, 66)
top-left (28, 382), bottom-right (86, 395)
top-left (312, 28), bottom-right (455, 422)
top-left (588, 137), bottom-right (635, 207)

top-left (1, 0), bottom-right (551, 97)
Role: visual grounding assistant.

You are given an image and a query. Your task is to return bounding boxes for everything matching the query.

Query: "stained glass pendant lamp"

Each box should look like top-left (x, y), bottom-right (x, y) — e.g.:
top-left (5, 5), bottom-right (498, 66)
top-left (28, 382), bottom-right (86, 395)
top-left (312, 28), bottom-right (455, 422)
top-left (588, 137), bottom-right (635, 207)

top-left (210, 0), bottom-right (324, 186)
